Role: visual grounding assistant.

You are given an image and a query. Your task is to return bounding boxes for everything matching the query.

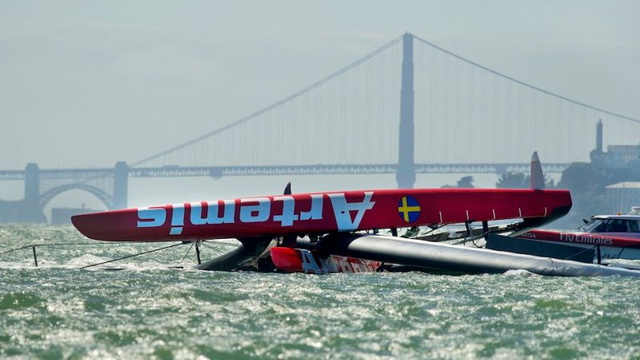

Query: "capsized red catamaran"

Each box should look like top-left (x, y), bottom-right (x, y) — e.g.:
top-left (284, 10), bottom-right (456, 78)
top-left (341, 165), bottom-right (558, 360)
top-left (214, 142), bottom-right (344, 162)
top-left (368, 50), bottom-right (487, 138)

top-left (70, 153), bottom-right (640, 277)
top-left (72, 188), bottom-right (571, 274)
top-left (72, 187), bottom-right (571, 243)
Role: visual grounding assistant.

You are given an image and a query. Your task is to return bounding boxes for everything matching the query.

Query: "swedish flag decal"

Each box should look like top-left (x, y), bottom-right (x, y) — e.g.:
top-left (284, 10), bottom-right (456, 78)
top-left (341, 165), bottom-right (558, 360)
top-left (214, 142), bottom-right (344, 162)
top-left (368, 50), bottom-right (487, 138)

top-left (398, 196), bottom-right (421, 223)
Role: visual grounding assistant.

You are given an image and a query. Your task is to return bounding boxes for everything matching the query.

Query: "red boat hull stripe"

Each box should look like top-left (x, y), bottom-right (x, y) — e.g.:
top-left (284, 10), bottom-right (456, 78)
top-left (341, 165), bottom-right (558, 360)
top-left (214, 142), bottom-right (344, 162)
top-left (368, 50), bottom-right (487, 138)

top-left (72, 188), bottom-right (572, 242)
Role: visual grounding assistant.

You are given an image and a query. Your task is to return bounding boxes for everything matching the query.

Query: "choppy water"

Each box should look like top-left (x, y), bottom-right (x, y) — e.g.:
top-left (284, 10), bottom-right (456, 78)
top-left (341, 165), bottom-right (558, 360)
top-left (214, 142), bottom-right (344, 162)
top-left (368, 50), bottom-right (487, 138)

top-left (1, 224), bottom-right (640, 360)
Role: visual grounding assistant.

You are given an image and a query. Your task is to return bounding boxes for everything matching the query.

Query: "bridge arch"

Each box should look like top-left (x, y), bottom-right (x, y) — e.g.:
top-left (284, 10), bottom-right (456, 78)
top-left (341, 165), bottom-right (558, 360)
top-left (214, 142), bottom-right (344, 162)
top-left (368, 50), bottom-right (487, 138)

top-left (39, 184), bottom-right (114, 211)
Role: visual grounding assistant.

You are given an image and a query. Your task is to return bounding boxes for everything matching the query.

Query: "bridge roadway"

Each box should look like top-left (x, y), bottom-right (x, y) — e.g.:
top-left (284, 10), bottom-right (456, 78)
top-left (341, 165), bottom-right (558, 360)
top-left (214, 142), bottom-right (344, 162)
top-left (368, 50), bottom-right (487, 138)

top-left (0, 163), bottom-right (569, 181)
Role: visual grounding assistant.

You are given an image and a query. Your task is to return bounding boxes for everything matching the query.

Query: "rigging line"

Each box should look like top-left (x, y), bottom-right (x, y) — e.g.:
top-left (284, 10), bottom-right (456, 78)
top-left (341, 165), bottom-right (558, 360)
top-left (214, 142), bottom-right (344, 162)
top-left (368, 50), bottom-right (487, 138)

top-left (527, 244), bottom-right (601, 269)
top-left (199, 240), bottom-right (241, 249)
top-left (413, 34), bottom-right (640, 124)
top-left (0, 242), bottom-right (132, 256)
top-left (131, 35), bottom-right (404, 167)
top-left (78, 242), bottom-right (184, 269)
top-left (180, 242), bottom-right (195, 262)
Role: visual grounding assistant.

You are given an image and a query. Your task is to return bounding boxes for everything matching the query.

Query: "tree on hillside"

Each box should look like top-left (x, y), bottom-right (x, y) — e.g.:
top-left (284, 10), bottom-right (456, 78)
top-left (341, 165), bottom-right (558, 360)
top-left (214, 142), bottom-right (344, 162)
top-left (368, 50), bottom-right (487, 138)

top-left (456, 176), bottom-right (475, 188)
top-left (496, 172), bottom-right (527, 189)
top-left (496, 172), bottom-right (556, 189)
top-left (441, 176), bottom-right (475, 188)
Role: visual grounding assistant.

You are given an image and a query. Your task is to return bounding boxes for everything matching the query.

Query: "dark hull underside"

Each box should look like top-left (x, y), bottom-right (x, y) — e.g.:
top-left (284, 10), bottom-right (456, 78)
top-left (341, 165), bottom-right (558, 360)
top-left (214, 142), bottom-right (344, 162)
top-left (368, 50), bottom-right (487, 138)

top-left (314, 234), bottom-right (640, 277)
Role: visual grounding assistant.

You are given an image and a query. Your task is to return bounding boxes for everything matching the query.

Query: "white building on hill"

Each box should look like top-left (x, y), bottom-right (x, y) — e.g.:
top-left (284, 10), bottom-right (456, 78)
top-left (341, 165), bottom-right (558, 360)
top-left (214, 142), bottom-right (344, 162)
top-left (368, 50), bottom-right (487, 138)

top-left (606, 182), bottom-right (640, 214)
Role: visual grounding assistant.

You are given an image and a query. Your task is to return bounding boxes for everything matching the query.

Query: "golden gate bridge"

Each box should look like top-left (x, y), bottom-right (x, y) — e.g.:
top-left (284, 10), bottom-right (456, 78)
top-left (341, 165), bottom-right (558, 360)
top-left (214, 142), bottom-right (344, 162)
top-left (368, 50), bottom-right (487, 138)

top-left (1, 33), bottom-right (638, 219)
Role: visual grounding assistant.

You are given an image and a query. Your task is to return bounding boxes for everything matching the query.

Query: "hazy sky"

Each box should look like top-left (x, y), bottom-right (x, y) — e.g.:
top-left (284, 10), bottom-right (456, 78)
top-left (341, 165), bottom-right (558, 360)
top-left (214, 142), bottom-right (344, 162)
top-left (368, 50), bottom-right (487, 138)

top-left (2, 0), bottom-right (638, 168)
top-left (1, 1), bottom-right (639, 206)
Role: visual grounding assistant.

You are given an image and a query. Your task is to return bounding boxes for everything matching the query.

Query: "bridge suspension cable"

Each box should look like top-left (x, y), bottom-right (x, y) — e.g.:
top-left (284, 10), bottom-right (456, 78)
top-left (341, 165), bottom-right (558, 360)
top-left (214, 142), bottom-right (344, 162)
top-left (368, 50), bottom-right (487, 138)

top-left (125, 32), bottom-right (637, 169)
top-left (131, 35), bottom-right (404, 167)
top-left (413, 34), bottom-right (640, 124)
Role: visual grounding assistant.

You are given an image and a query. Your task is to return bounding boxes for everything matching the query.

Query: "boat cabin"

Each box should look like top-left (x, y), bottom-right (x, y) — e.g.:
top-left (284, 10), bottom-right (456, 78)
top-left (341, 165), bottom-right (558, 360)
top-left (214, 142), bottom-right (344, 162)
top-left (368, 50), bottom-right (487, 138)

top-left (579, 215), bottom-right (640, 236)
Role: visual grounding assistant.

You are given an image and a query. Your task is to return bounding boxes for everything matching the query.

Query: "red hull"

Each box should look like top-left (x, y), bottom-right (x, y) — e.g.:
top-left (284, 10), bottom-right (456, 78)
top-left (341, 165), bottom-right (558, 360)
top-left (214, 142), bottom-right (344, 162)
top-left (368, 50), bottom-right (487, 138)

top-left (270, 247), bottom-right (382, 274)
top-left (72, 188), bottom-right (571, 242)
top-left (518, 229), bottom-right (640, 248)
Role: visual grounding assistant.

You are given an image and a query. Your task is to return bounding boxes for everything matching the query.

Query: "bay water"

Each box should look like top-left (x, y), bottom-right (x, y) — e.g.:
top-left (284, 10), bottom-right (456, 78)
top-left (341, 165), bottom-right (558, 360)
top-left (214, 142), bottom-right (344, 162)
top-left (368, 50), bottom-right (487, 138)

top-left (1, 224), bottom-right (639, 359)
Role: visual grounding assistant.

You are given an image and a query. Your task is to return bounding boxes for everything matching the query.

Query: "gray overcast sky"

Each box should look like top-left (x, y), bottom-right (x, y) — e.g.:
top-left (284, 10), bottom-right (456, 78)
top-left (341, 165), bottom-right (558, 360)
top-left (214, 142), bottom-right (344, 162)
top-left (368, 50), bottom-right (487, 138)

top-left (1, 0), bottom-right (638, 171)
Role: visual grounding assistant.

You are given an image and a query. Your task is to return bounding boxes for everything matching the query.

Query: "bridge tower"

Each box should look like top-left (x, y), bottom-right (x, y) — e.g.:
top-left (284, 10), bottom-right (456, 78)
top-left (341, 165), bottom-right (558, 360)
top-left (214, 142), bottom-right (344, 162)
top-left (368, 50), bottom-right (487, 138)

top-left (596, 119), bottom-right (603, 153)
top-left (22, 163), bottom-right (45, 221)
top-left (24, 163), bottom-right (40, 211)
top-left (113, 161), bottom-right (128, 209)
top-left (396, 32), bottom-right (416, 189)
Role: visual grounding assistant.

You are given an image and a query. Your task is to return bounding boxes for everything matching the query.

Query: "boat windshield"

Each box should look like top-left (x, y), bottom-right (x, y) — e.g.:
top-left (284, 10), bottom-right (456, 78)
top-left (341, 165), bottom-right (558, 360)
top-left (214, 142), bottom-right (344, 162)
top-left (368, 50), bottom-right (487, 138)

top-left (579, 218), bottom-right (640, 233)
